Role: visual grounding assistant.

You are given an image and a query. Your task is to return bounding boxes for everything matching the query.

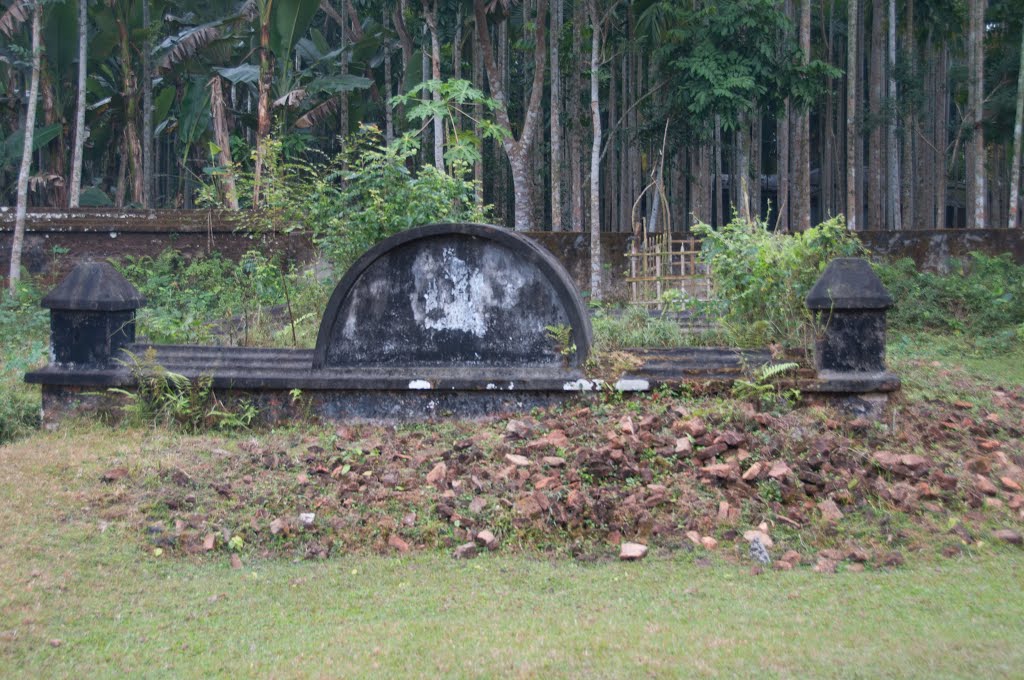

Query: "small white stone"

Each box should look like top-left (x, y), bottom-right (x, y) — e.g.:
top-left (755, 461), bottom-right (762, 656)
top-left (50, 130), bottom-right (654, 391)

top-left (619, 542), bottom-right (648, 560)
top-left (563, 379), bottom-right (595, 391)
top-left (614, 378), bottom-right (650, 391)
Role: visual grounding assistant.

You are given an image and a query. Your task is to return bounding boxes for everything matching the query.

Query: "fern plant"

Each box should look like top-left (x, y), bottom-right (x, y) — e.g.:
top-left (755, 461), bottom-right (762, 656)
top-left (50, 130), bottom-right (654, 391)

top-left (110, 349), bottom-right (255, 432)
top-left (732, 361), bottom-right (800, 409)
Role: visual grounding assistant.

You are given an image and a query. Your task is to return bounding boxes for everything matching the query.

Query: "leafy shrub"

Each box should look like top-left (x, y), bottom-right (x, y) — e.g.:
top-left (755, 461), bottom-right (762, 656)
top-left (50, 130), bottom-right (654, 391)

top-left (0, 385), bottom-right (39, 445)
top-left (694, 215), bottom-right (864, 348)
top-left (216, 125), bottom-right (487, 275)
top-left (876, 253), bottom-right (1024, 350)
top-left (117, 249), bottom-right (326, 346)
top-left (0, 280), bottom-right (47, 444)
top-left (311, 125), bottom-right (487, 272)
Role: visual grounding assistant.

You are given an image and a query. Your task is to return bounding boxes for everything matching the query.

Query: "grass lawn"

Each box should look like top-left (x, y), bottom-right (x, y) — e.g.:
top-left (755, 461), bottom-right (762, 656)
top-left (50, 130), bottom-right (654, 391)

top-left (2, 422), bottom-right (1023, 678)
top-left (2, 266), bottom-right (1024, 677)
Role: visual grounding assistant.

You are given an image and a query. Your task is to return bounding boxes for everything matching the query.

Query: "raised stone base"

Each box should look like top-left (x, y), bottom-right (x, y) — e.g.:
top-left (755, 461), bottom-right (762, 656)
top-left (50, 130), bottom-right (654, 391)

top-left (38, 384), bottom-right (582, 425)
top-left (800, 370), bottom-right (901, 420)
top-left (803, 391), bottom-right (893, 420)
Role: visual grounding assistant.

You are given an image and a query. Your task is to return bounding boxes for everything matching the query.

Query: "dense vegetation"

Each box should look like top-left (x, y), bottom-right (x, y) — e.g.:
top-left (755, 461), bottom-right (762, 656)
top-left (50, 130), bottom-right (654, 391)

top-left (1, 0), bottom-right (1022, 235)
top-left (0, 280), bottom-right (46, 443)
top-left (878, 253), bottom-right (1024, 354)
top-left (4, 224), bottom-right (1024, 444)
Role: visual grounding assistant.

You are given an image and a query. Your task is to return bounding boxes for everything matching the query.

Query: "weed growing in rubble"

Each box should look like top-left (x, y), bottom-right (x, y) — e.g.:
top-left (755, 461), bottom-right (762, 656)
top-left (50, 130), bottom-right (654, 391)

top-left (110, 349), bottom-right (256, 432)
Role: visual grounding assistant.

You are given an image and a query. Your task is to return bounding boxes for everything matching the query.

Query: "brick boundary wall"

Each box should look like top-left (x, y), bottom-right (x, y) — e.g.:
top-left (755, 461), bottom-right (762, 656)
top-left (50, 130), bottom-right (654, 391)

top-left (3, 209), bottom-right (1023, 292)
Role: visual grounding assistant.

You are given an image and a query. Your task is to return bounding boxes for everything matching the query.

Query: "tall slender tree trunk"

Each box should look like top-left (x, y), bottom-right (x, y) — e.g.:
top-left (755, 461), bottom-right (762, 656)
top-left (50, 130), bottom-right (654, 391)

top-left (935, 44), bottom-right (948, 228)
top-left (475, 0), bottom-right (548, 232)
top-left (210, 76), bottom-right (239, 209)
top-left (550, 0), bottom-right (563, 230)
top-left (254, 13), bottom-right (274, 207)
top-left (339, 0), bottom-right (350, 138)
top-left (696, 144), bottom-right (710, 225)
top-left (823, 2), bottom-right (836, 219)
top-left (779, 101), bottom-right (790, 231)
top-left (424, 0), bottom-right (444, 170)
top-left (778, 0), bottom-right (793, 231)
top-left (618, 54), bottom-right (629, 233)
top-left (69, 0), bottom-right (89, 208)
top-left (496, 19), bottom-right (509, 222)
top-left (751, 113), bottom-right (762, 219)
top-left (868, 0), bottom-right (883, 230)
top-left (142, 0), bottom-right (154, 207)
top-left (794, 0), bottom-right (811, 230)
top-left (8, 3), bottom-right (41, 295)
top-left (606, 58), bottom-right (617, 232)
top-left (472, 21), bottom-right (484, 206)
top-left (901, 0), bottom-right (915, 228)
top-left (117, 16), bottom-right (144, 205)
top-left (886, 0), bottom-right (901, 229)
top-left (714, 117), bottom-right (723, 225)
top-left (588, 0), bottom-right (602, 300)
top-left (967, 0), bottom-right (987, 229)
top-left (855, 0), bottom-right (866, 227)
top-left (649, 120), bottom-right (669, 232)
top-left (383, 12), bottom-right (394, 143)
top-left (736, 113), bottom-right (751, 220)
top-left (1009, 21), bottom-right (1024, 229)
top-left (570, 1), bottom-right (584, 232)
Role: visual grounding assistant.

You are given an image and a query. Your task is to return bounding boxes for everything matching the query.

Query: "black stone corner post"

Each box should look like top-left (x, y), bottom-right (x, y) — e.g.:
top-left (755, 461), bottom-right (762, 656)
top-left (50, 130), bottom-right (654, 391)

top-left (41, 260), bottom-right (145, 368)
top-left (804, 257), bottom-right (900, 417)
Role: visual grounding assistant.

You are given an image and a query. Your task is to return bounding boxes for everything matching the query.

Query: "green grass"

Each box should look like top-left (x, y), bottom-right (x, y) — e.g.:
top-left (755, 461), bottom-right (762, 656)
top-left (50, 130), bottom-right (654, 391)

top-left (3, 259), bottom-right (1024, 677)
top-left (890, 331), bottom-right (1024, 387)
top-left (2, 427), bottom-right (1024, 678)
top-left (7, 547), bottom-right (1024, 678)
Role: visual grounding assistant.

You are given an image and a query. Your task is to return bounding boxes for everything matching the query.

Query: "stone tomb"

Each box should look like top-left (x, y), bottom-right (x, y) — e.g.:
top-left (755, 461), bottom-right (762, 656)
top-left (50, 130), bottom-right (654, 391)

top-left (25, 223), bottom-right (898, 423)
top-left (27, 223), bottom-right (600, 422)
top-left (314, 222), bottom-right (592, 371)
top-left (801, 257), bottom-right (901, 417)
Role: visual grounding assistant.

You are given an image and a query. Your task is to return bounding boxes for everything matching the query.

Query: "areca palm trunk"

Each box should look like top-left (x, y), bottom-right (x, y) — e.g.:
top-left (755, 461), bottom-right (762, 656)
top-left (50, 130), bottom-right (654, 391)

top-left (549, 0), bottom-right (563, 231)
top-left (794, 0), bottom-right (810, 231)
top-left (886, 0), bottom-right (901, 230)
top-left (424, 0), bottom-right (443, 170)
top-left (142, 0), bottom-right (154, 207)
top-left (118, 13), bottom-right (144, 205)
top-left (967, 0), bottom-right (986, 228)
top-left (1009, 21), bottom-right (1024, 229)
top-left (846, 0), bottom-right (858, 230)
top-left (69, 0), bottom-right (88, 208)
top-left (588, 0), bottom-right (602, 300)
top-left (254, 10), bottom-right (273, 207)
top-left (8, 3), bottom-right (41, 295)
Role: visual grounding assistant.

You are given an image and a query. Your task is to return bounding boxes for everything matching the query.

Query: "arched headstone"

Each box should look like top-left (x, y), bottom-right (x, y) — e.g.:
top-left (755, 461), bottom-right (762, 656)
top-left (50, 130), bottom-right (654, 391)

top-left (313, 223), bottom-right (592, 370)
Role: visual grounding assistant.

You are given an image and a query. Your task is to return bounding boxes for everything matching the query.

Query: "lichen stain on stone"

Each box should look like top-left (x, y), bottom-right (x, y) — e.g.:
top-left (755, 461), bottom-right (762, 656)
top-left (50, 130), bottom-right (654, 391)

top-left (409, 246), bottom-right (524, 338)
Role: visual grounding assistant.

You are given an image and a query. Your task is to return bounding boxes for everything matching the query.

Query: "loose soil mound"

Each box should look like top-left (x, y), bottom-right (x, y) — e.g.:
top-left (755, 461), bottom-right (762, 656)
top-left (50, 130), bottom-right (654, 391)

top-left (87, 371), bottom-right (1024, 571)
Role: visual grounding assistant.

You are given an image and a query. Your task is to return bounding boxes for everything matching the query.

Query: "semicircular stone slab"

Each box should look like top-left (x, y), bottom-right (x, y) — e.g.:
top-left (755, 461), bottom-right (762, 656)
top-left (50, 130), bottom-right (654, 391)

top-left (313, 223), bottom-right (592, 370)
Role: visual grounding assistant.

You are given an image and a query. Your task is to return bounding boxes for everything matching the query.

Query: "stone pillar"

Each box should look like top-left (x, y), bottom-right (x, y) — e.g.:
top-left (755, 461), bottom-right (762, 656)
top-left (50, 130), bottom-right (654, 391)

top-left (40, 261), bottom-right (145, 368)
top-left (804, 257), bottom-right (899, 417)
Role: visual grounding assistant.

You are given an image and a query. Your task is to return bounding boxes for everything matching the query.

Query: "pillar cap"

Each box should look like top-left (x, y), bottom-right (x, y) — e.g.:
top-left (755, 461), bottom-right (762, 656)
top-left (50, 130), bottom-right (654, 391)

top-left (806, 257), bottom-right (892, 311)
top-left (41, 260), bottom-right (146, 312)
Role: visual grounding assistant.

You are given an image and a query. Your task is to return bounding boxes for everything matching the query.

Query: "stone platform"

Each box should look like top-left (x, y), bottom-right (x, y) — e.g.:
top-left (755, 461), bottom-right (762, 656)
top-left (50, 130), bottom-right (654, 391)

top-left (24, 224), bottom-right (900, 424)
top-left (26, 343), bottom-right (787, 423)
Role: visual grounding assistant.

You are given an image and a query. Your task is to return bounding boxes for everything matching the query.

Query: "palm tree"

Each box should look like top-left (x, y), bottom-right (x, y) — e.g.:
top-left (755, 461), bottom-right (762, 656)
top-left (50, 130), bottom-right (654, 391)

top-left (69, 0), bottom-right (88, 207)
top-left (7, 0), bottom-right (41, 295)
